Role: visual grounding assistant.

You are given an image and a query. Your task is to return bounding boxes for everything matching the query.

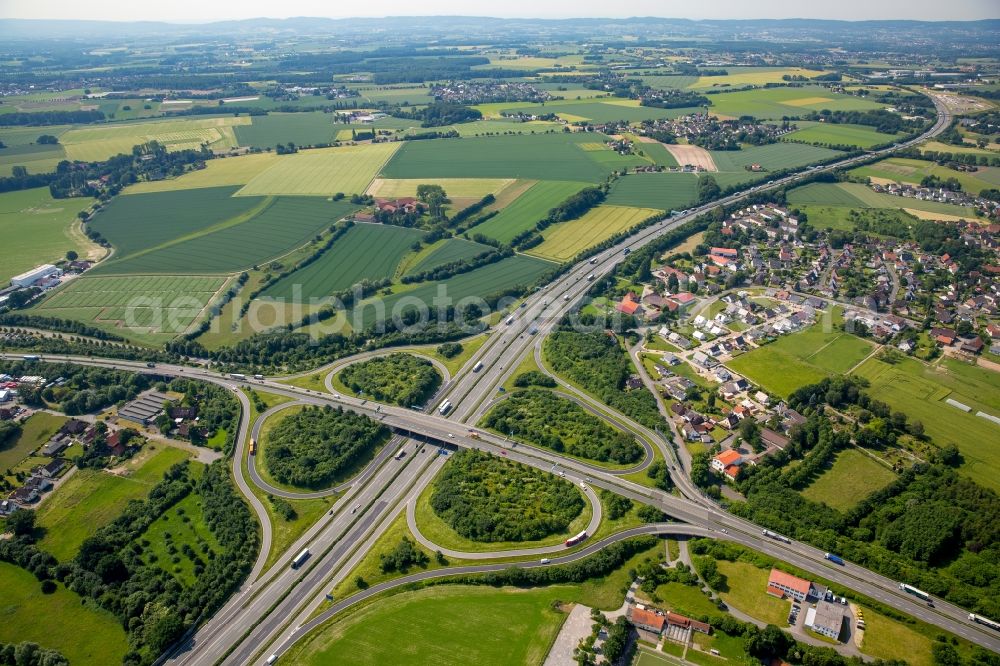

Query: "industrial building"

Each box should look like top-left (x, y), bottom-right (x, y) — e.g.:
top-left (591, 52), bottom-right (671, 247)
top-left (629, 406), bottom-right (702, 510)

top-left (10, 264), bottom-right (62, 288)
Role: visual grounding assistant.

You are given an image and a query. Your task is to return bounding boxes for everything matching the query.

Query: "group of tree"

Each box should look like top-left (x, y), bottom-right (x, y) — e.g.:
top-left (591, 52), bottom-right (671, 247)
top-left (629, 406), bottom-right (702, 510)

top-left (429, 449), bottom-right (585, 543)
top-left (0, 643), bottom-right (68, 666)
top-left (338, 353), bottom-right (442, 407)
top-left (802, 109), bottom-right (923, 134)
top-left (481, 389), bottom-right (644, 464)
top-left (395, 102), bottom-right (482, 127)
top-left (379, 537), bottom-right (430, 573)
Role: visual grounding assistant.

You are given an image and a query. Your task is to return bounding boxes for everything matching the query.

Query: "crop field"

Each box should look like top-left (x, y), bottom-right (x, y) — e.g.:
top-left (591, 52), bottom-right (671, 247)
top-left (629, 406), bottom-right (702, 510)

top-left (0, 141), bottom-right (67, 176)
top-left (348, 254), bottom-right (555, 329)
top-left (852, 356), bottom-right (1000, 492)
top-left (33, 275), bottom-right (227, 340)
top-left (706, 86), bottom-right (885, 119)
top-left (709, 143), bottom-right (842, 172)
top-left (94, 198), bottom-right (359, 275)
top-left (381, 133), bottom-right (636, 182)
top-left (262, 223), bottom-right (424, 301)
top-left (283, 585), bottom-right (571, 666)
top-left (634, 140), bottom-right (680, 168)
top-left (852, 158), bottom-right (1000, 193)
top-left (233, 112), bottom-right (343, 148)
top-left (350, 85), bottom-right (436, 105)
top-left (439, 119), bottom-right (564, 137)
top-left (635, 74), bottom-right (701, 89)
top-left (800, 448), bottom-right (897, 511)
top-left (124, 152), bottom-right (283, 194)
top-left (472, 180), bottom-right (589, 243)
top-left (690, 67), bottom-right (834, 89)
top-left (405, 238), bottom-right (492, 275)
top-left (530, 205), bottom-right (660, 261)
top-left (36, 446), bottom-right (193, 560)
top-left (236, 143), bottom-right (400, 196)
top-left (784, 122), bottom-right (897, 149)
top-left (367, 177), bottom-right (514, 199)
top-left (498, 99), bottom-right (701, 124)
top-left (60, 116), bottom-right (247, 161)
top-left (89, 186), bottom-right (262, 259)
top-left (0, 561), bottom-right (130, 664)
top-left (0, 187), bottom-right (96, 284)
top-left (787, 182), bottom-right (979, 218)
top-left (605, 172), bottom-right (698, 210)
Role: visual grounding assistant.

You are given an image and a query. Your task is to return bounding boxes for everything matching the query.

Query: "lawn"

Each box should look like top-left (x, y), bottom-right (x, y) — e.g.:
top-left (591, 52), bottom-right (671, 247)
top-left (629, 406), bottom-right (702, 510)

top-left (605, 173), bottom-right (699, 210)
top-left (713, 560), bottom-right (790, 626)
top-left (35, 445), bottom-right (193, 561)
top-left (367, 177), bottom-right (514, 199)
top-left (0, 412), bottom-right (67, 473)
top-left (784, 123), bottom-right (897, 149)
top-left (283, 585), bottom-right (572, 666)
top-left (0, 187), bottom-right (97, 284)
top-left (381, 133), bottom-right (632, 182)
top-left (137, 482), bottom-right (222, 585)
top-left (60, 116), bottom-right (246, 162)
top-left (0, 561), bottom-right (130, 664)
top-left (529, 205), bottom-right (660, 261)
top-left (261, 223), bottom-right (424, 301)
top-left (652, 581), bottom-right (723, 619)
top-left (859, 606), bottom-right (934, 666)
top-left (474, 180), bottom-right (590, 243)
top-left (851, 355), bottom-right (1000, 492)
top-left (124, 152), bottom-right (283, 194)
top-left (404, 238), bottom-right (492, 276)
top-left (92, 197), bottom-right (359, 275)
top-left (800, 448), bottom-right (898, 512)
top-left (706, 86), bottom-right (885, 119)
top-left (236, 143), bottom-right (400, 196)
top-left (32, 274), bottom-right (228, 343)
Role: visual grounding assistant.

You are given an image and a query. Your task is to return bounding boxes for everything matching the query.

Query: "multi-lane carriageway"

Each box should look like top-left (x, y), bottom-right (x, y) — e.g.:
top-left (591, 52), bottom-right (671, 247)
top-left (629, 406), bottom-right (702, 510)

top-left (8, 92), bottom-right (998, 663)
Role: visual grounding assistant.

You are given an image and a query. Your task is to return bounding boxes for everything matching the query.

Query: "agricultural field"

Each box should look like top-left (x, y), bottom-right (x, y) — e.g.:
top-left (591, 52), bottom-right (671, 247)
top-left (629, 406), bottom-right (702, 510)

top-left (474, 180), bottom-right (590, 243)
top-left (727, 313), bottom-right (875, 398)
top-left (59, 116), bottom-right (247, 162)
top-left (124, 152), bottom-right (283, 194)
top-left (635, 74), bottom-right (701, 90)
top-left (787, 182), bottom-right (980, 219)
top-left (784, 122), bottom-right (898, 149)
top-left (236, 143), bottom-right (400, 196)
top-left (0, 186), bottom-right (98, 284)
top-left (851, 355), bottom-right (1000, 492)
top-left (496, 99), bottom-right (701, 123)
top-left (689, 67), bottom-right (834, 90)
top-left (440, 119), bottom-right (564, 137)
top-left (706, 86), bottom-right (885, 120)
top-left (367, 177), bottom-right (514, 199)
top-left (35, 446), bottom-right (193, 561)
top-left (262, 223), bottom-right (425, 301)
top-left (851, 157), bottom-right (1000, 193)
top-left (0, 561), bottom-right (130, 664)
top-left (529, 205), bottom-right (660, 261)
top-left (0, 140), bottom-right (66, 176)
top-left (795, 206), bottom-right (917, 233)
top-left (404, 238), bottom-right (492, 276)
top-left (350, 85), bottom-right (436, 105)
top-left (232, 112), bottom-right (345, 148)
top-left (634, 140), bottom-right (681, 168)
top-left (800, 448), bottom-right (898, 512)
top-left (708, 142), bottom-right (842, 173)
top-left (381, 133), bottom-right (637, 182)
top-left (282, 585), bottom-right (573, 666)
top-left (93, 197), bottom-right (359, 275)
top-left (604, 173), bottom-right (698, 210)
top-left (347, 254), bottom-right (555, 329)
top-left (32, 275), bottom-right (228, 342)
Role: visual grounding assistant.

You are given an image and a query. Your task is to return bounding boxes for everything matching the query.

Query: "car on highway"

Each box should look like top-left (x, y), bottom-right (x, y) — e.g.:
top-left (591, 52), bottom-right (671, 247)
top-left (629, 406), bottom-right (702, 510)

top-left (540, 558), bottom-right (551, 564)
top-left (352, 504), bottom-right (360, 514)
top-left (447, 433), bottom-right (454, 438)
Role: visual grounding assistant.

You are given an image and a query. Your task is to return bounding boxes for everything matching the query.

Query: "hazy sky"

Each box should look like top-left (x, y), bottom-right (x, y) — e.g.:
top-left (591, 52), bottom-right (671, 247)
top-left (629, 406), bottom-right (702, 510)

top-left (1, 0), bottom-right (997, 22)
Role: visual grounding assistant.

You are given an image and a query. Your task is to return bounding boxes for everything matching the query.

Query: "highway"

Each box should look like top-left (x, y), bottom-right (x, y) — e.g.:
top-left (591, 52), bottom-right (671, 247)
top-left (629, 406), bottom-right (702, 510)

top-left (8, 91), bottom-right (991, 663)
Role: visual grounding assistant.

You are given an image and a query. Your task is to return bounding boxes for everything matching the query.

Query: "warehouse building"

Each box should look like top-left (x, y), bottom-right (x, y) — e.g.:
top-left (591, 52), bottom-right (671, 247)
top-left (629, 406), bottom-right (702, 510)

top-left (11, 264), bottom-right (62, 288)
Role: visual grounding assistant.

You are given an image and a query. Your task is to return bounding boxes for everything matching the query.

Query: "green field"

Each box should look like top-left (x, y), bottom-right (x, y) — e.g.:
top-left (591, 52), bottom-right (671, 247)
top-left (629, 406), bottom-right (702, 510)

top-left (137, 486), bottom-right (222, 585)
top-left (346, 254), bottom-right (555, 329)
top-left (690, 67), bottom-right (834, 90)
top-left (0, 412), bottom-right (68, 478)
top-left (474, 180), bottom-right (589, 243)
top-left (351, 85), bottom-right (437, 105)
top-left (35, 446), bottom-right (193, 561)
top-left (713, 560), bottom-right (790, 626)
top-left (785, 123), bottom-right (897, 149)
top-left (852, 356), bottom-right (1000, 492)
top-left (706, 86), bottom-right (885, 119)
top-left (93, 197), bottom-right (359, 275)
top-left (709, 143), bottom-right (842, 172)
top-left (233, 112), bottom-right (348, 148)
top-left (262, 223), bottom-right (424, 301)
top-left (0, 141), bottom-right (67, 176)
top-left (368, 177), bottom-right (514, 199)
top-left (851, 157), bottom-right (1000, 194)
top-left (787, 182), bottom-right (979, 219)
top-left (405, 238), bottom-right (492, 276)
top-left (498, 99), bottom-right (702, 123)
top-left (800, 448), bottom-right (898, 511)
top-left (284, 585), bottom-right (572, 666)
top-left (236, 143), bottom-right (400, 196)
top-left (124, 152), bottom-right (284, 194)
top-left (727, 314), bottom-right (875, 398)
top-left (381, 133), bottom-right (635, 182)
top-left (530, 205), bottom-right (660, 261)
top-left (60, 116), bottom-right (247, 162)
top-left (0, 187), bottom-right (96, 284)
top-left (634, 140), bottom-right (680, 168)
top-left (33, 274), bottom-right (228, 341)
top-left (605, 172), bottom-right (698, 210)
top-left (796, 206), bottom-right (917, 233)
top-left (0, 561), bottom-right (130, 664)
top-left (859, 605), bottom-right (934, 666)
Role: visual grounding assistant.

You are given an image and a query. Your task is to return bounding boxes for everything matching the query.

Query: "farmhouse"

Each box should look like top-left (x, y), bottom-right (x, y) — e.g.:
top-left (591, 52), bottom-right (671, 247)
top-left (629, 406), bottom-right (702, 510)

top-left (766, 569), bottom-right (813, 602)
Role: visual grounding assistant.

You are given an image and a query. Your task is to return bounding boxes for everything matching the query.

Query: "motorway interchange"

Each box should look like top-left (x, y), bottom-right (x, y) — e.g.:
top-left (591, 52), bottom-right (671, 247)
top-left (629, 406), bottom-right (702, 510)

top-left (7, 94), bottom-right (999, 664)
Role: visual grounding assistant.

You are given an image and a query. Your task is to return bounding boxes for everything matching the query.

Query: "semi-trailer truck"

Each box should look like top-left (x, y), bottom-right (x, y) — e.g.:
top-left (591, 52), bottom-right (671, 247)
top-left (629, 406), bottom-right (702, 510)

top-left (473, 361), bottom-right (483, 372)
top-left (291, 548), bottom-right (310, 569)
top-left (438, 400), bottom-right (452, 415)
top-left (824, 553), bottom-right (845, 565)
top-left (762, 529), bottom-right (791, 544)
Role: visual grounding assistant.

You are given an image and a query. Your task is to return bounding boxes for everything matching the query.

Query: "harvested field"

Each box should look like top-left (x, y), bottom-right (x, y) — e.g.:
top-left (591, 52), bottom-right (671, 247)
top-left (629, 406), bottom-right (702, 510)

top-left (662, 143), bottom-right (717, 171)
